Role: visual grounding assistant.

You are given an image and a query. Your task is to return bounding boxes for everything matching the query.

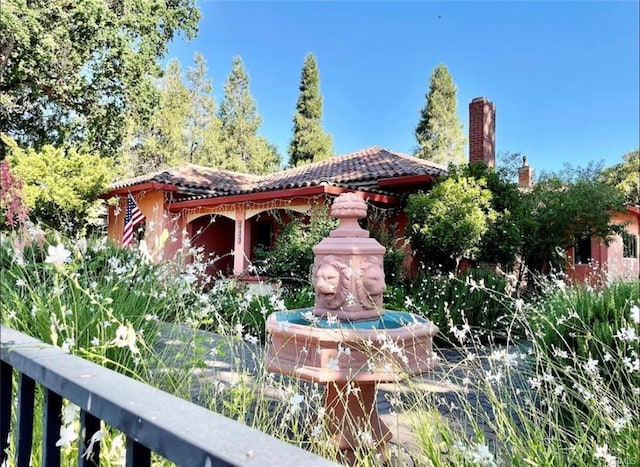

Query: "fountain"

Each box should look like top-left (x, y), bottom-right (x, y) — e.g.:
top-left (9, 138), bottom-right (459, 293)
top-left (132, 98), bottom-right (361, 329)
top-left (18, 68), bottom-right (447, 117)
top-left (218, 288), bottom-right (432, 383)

top-left (265, 192), bottom-right (439, 463)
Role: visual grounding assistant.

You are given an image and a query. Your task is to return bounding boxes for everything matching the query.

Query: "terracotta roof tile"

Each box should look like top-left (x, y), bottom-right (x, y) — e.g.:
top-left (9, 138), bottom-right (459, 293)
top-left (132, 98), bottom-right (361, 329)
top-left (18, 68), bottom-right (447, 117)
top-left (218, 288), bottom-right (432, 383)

top-left (113, 164), bottom-right (260, 195)
top-left (107, 148), bottom-right (447, 198)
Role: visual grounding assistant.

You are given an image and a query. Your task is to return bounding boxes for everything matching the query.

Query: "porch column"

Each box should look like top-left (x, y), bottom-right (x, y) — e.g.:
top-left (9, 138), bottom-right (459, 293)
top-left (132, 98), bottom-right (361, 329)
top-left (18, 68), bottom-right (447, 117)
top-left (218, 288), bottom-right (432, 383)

top-left (233, 206), bottom-right (252, 276)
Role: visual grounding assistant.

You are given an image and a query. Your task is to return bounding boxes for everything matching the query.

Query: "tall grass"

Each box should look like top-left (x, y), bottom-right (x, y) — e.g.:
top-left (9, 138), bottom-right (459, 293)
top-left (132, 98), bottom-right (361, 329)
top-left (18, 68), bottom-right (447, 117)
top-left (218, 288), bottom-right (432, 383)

top-left (2, 229), bottom-right (638, 466)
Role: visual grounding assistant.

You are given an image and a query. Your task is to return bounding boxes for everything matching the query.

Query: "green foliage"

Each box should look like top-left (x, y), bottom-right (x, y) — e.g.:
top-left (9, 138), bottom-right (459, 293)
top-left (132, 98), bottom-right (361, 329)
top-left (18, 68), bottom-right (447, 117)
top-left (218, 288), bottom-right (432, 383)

top-left (528, 280), bottom-right (640, 452)
top-left (0, 233), bottom-right (170, 375)
top-left (366, 211), bottom-right (408, 287)
top-left (385, 267), bottom-right (517, 345)
top-left (0, 0), bottom-right (200, 158)
top-left (406, 177), bottom-right (496, 271)
top-left (127, 54), bottom-right (223, 174)
top-left (600, 149), bottom-right (639, 205)
top-left (288, 53), bottom-right (333, 167)
top-left (531, 281), bottom-right (639, 398)
top-left (520, 174), bottom-right (626, 274)
top-left (218, 56), bottom-right (281, 174)
top-left (414, 63), bottom-right (466, 165)
top-left (4, 136), bottom-right (113, 234)
top-left (454, 162), bottom-right (525, 269)
top-left (253, 205), bottom-right (338, 284)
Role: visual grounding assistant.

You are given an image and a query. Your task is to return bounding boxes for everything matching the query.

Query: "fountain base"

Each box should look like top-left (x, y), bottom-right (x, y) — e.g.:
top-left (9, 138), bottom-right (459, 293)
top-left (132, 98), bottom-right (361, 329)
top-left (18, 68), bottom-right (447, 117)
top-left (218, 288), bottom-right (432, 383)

top-left (265, 309), bottom-right (438, 461)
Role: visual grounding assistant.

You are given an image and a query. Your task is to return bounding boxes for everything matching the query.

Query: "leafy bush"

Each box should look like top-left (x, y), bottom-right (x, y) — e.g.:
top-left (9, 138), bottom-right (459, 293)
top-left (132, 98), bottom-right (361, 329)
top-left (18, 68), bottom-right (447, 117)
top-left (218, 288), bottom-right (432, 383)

top-left (406, 177), bottom-right (496, 272)
top-left (253, 205), bottom-right (337, 285)
top-left (530, 280), bottom-right (639, 402)
top-left (3, 136), bottom-right (114, 234)
top-left (385, 266), bottom-right (520, 345)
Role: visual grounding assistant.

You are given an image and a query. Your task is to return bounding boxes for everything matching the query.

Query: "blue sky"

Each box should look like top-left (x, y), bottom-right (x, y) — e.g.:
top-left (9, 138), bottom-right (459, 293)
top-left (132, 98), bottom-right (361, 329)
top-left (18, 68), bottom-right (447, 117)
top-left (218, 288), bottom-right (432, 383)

top-left (167, 1), bottom-right (639, 174)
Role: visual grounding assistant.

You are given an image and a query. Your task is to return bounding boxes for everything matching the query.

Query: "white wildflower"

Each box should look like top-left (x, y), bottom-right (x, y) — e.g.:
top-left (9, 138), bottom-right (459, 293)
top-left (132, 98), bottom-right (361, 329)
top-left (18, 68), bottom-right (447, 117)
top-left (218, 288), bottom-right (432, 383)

top-left (56, 424), bottom-right (78, 448)
top-left (45, 243), bottom-right (71, 267)
top-left (244, 333), bottom-right (259, 345)
top-left (357, 430), bottom-right (374, 446)
top-left (337, 344), bottom-right (351, 358)
top-left (326, 358), bottom-right (340, 371)
top-left (111, 324), bottom-right (139, 354)
top-left (594, 444), bottom-right (617, 467)
top-left (82, 430), bottom-right (104, 460)
top-left (615, 327), bottom-right (638, 342)
top-left (62, 403), bottom-right (79, 424)
top-left (631, 305), bottom-right (640, 324)
top-left (612, 417), bottom-right (628, 433)
top-left (61, 338), bottom-right (75, 353)
top-left (470, 443), bottom-right (496, 466)
top-left (584, 358), bottom-right (599, 374)
top-left (289, 393), bottom-right (304, 415)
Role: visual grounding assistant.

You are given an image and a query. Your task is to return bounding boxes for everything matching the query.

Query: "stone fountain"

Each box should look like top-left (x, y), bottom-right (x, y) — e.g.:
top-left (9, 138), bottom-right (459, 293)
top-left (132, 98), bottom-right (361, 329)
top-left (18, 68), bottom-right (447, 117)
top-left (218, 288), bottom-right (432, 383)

top-left (265, 192), bottom-right (439, 463)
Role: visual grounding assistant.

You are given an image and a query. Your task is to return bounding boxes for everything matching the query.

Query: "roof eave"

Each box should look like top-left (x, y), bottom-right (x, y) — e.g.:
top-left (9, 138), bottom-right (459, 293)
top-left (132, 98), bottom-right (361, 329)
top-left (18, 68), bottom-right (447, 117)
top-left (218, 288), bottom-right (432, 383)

top-left (99, 182), bottom-right (181, 199)
top-left (377, 174), bottom-right (437, 187)
top-left (167, 185), bottom-right (400, 212)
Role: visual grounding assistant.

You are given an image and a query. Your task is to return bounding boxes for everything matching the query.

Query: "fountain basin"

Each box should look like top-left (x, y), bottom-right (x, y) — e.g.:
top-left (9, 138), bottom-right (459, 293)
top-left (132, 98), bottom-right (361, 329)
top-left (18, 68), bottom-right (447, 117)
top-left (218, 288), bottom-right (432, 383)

top-left (266, 309), bottom-right (439, 384)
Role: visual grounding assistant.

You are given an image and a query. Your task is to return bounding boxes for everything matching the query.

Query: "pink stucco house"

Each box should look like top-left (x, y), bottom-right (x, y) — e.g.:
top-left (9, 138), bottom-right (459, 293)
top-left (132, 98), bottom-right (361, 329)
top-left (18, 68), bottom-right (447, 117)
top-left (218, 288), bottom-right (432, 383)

top-left (101, 146), bottom-right (447, 276)
top-left (565, 205), bottom-right (640, 284)
top-left (100, 96), bottom-right (639, 283)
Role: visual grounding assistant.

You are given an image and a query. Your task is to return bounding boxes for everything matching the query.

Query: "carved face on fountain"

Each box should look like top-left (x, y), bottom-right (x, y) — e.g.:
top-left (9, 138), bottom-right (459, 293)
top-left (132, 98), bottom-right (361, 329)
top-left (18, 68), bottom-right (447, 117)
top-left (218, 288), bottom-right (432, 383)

top-left (357, 256), bottom-right (386, 309)
top-left (314, 255), bottom-right (351, 309)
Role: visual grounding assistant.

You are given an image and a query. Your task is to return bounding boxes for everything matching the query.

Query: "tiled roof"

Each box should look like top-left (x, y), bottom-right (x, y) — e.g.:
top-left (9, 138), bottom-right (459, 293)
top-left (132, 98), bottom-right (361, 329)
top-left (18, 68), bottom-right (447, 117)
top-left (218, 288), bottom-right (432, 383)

top-left (256, 147), bottom-right (446, 193)
top-left (112, 164), bottom-right (261, 196)
top-left (108, 147), bottom-right (447, 199)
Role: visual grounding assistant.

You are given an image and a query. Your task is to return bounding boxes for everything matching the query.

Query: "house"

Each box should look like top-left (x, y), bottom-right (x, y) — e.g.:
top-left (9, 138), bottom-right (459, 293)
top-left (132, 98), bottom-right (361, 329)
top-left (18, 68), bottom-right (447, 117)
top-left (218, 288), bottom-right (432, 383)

top-left (100, 147), bottom-right (449, 277)
top-left (512, 133), bottom-right (639, 284)
top-left (101, 97), bottom-right (498, 277)
top-left (101, 95), bottom-right (638, 284)
top-left (566, 205), bottom-right (640, 284)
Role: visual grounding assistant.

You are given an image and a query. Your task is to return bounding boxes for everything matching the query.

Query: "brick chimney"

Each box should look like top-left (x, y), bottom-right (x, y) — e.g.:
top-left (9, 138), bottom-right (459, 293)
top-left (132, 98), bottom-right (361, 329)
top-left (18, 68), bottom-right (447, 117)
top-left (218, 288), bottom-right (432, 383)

top-left (518, 155), bottom-right (533, 190)
top-left (469, 97), bottom-right (496, 168)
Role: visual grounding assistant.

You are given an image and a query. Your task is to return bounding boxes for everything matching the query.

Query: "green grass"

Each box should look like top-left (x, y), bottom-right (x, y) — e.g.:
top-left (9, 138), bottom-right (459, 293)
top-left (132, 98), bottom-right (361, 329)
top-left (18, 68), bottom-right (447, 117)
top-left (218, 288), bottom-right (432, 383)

top-left (2, 229), bottom-right (638, 466)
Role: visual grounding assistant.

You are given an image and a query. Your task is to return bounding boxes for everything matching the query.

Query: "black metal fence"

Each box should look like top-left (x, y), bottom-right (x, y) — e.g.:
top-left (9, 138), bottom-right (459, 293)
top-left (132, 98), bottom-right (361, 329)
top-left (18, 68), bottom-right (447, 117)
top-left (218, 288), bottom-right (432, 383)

top-left (1, 325), bottom-right (338, 466)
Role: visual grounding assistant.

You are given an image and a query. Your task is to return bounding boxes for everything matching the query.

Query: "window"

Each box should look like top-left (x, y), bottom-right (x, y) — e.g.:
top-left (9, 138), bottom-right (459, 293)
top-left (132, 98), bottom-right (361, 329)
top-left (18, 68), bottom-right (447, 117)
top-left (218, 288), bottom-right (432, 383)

top-left (574, 236), bottom-right (592, 264)
top-left (256, 222), bottom-right (273, 250)
top-left (622, 232), bottom-right (638, 258)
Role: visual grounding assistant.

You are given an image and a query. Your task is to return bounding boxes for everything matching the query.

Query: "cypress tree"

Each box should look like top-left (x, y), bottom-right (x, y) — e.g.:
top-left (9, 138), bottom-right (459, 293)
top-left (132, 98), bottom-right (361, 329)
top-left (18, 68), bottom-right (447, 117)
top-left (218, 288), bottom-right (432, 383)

top-left (414, 64), bottom-right (466, 165)
top-left (218, 56), bottom-right (281, 174)
top-left (288, 53), bottom-right (333, 167)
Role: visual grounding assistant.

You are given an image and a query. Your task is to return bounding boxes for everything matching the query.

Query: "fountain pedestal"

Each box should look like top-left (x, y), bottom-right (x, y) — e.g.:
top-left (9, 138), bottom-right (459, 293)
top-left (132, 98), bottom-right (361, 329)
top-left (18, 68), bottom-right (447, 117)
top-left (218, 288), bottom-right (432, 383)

top-left (265, 193), bottom-right (439, 463)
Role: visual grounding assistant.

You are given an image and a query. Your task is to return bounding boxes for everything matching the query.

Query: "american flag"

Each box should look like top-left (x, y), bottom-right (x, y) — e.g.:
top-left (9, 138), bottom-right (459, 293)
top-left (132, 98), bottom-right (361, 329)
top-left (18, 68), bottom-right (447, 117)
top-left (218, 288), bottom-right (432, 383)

top-left (123, 194), bottom-right (145, 247)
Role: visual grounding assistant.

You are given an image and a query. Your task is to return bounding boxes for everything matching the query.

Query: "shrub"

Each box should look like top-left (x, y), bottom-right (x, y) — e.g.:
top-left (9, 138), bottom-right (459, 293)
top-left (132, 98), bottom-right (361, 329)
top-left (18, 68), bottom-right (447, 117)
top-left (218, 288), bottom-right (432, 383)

top-left (253, 205), bottom-right (337, 285)
top-left (530, 280), bottom-right (640, 402)
top-left (385, 266), bottom-right (520, 345)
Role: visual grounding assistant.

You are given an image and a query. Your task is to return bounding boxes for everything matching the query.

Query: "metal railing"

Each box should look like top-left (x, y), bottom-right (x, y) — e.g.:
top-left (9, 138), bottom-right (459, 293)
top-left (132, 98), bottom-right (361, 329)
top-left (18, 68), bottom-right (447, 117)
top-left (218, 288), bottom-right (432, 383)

top-left (1, 325), bottom-right (337, 467)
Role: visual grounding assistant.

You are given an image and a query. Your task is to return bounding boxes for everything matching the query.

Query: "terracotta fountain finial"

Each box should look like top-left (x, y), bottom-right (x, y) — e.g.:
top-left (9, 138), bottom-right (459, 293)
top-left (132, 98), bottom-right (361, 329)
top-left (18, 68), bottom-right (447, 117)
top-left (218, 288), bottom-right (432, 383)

top-left (329, 192), bottom-right (369, 238)
top-left (312, 193), bottom-right (386, 321)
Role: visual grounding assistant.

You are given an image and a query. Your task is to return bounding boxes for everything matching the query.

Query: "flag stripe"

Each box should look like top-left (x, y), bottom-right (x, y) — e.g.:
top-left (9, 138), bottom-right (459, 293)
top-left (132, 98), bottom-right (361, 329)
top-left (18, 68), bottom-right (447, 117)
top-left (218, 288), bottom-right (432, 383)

top-left (123, 194), bottom-right (145, 247)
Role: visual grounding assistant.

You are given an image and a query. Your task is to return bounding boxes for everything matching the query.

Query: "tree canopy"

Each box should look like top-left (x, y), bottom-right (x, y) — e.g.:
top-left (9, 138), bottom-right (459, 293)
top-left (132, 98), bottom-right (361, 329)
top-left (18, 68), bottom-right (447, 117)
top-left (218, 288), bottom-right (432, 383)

top-left (218, 56), bottom-right (281, 174)
top-left (600, 149), bottom-right (639, 205)
top-left (414, 64), bottom-right (466, 165)
top-left (126, 54), bottom-right (223, 175)
top-left (406, 158), bottom-right (628, 277)
top-left (288, 53), bottom-right (333, 167)
top-left (0, 0), bottom-right (200, 158)
top-left (406, 176), bottom-right (496, 271)
top-left (3, 136), bottom-right (113, 234)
